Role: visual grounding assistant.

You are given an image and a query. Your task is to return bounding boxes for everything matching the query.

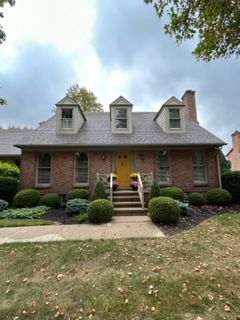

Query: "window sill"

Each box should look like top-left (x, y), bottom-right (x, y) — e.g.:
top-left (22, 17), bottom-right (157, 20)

top-left (193, 182), bottom-right (208, 186)
top-left (74, 183), bottom-right (89, 187)
top-left (35, 184), bottom-right (51, 188)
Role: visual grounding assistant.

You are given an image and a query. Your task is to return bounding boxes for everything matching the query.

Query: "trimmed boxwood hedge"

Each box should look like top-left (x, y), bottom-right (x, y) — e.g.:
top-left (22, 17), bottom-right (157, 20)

top-left (41, 193), bottom-right (60, 208)
top-left (0, 176), bottom-right (18, 203)
top-left (13, 188), bottom-right (41, 208)
top-left (88, 199), bottom-right (113, 223)
top-left (161, 187), bottom-right (184, 201)
top-left (91, 180), bottom-right (107, 201)
top-left (206, 188), bottom-right (232, 206)
top-left (188, 192), bottom-right (205, 206)
top-left (148, 196), bottom-right (180, 223)
top-left (149, 181), bottom-right (161, 200)
top-left (66, 188), bottom-right (89, 201)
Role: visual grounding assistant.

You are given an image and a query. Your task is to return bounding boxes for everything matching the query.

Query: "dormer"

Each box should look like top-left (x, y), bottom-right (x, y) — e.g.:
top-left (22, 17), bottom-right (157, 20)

top-left (55, 96), bottom-right (86, 134)
top-left (154, 96), bottom-right (186, 133)
top-left (110, 96), bottom-right (133, 134)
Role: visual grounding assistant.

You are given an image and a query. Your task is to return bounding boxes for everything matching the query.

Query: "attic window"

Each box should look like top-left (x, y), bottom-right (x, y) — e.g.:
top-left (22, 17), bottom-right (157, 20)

top-left (115, 108), bottom-right (127, 129)
top-left (61, 108), bottom-right (73, 129)
top-left (169, 108), bottom-right (181, 129)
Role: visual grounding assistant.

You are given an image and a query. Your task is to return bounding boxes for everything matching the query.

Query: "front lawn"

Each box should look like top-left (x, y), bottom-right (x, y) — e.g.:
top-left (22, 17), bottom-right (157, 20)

top-left (0, 213), bottom-right (240, 319)
top-left (0, 219), bottom-right (55, 228)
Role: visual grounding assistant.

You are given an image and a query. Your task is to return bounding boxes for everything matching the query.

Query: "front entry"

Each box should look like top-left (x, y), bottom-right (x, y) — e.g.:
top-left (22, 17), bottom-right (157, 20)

top-left (115, 152), bottom-right (131, 187)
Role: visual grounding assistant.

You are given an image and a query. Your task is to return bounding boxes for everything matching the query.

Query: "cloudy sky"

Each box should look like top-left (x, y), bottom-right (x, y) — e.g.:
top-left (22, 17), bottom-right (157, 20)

top-left (0, 0), bottom-right (239, 153)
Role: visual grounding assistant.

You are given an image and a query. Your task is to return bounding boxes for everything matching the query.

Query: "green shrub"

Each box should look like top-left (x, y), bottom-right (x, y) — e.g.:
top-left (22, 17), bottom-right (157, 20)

top-left (0, 176), bottom-right (18, 203)
top-left (161, 187), bottom-right (184, 201)
top-left (88, 199), bottom-right (113, 223)
top-left (0, 161), bottom-right (20, 178)
top-left (75, 212), bottom-right (88, 223)
top-left (188, 192), bottom-right (205, 206)
top-left (66, 188), bottom-right (89, 201)
top-left (148, 196), bottom-right (180, 223)
top-left (207, 188), bottom-right (232, 206)
top-left (149, 181), bottom-right (161, 200)
top-left (41, 193), bottom-right (60, 208)
top-left (0, 199), bottom-right (8, 212)
top-left (175, 200), bottom-right (189, 215)
top-left (13, 188), bottom-right (41, 208)
top-left (0, 206), bottom-right (48, 219)
top-left (222, 171), bottom-right (240, 203)
top-left (91, 180), bottom-right (107, 201)
top-left (66, 198), bottom-right (89, 214)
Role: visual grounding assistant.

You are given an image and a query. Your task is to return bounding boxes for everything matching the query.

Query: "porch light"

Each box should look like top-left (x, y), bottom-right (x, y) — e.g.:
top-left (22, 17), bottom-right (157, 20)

top-left (101, 153), bottom-right (106, 160)
top-left (140, 153), bottom-right (145, 160)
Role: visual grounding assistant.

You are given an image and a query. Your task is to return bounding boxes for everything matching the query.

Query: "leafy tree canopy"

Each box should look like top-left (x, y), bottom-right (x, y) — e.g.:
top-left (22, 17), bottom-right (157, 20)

top-left (67, 84), bottom-right (104, 112)
top-left (144, 0), bottom-right (240, 61)
top-left (219, 150), bottom-right (231, 173)
top-left (1, 0), bottom-right (15, 105)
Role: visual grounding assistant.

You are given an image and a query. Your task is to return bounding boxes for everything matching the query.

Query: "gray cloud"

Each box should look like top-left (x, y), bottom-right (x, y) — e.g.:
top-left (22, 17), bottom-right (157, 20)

top-left (93, 0), bottom-right (240, 152)
top-left (0, 41), bottom-right (76, 128)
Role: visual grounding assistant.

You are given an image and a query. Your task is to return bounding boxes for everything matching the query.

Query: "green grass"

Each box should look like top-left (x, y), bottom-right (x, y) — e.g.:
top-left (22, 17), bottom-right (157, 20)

top-left (0, 219), bottom-right (55, 228)
top-left (0, 213), bottom-right (240, 319)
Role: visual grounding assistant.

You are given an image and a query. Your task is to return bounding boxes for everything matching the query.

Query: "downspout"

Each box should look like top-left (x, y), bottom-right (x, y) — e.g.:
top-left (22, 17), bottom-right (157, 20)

top-left (216, 147), bottom-right (222, 188)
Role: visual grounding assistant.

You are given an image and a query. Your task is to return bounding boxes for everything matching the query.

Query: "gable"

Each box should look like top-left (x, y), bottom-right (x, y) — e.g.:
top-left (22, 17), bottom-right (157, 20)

top-left (110, 96), bottom-right (133, 106)
top-left (55, 96), bottom-right (79, 106)
top-left (162, 96), bottom-right (184, 106)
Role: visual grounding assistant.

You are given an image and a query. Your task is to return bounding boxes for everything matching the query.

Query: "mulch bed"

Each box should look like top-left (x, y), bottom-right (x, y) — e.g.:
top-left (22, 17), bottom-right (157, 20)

top-left (42, 204), bottom-right (240, 235)
top-left (160, 204), bottom-right (240, 236)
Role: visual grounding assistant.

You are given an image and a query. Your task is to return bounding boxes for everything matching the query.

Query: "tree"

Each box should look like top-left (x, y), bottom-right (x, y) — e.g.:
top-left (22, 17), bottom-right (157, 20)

top-left (67, 84), bottom-right (104, 112)
top-left (144, 0), bottom-right (240, 61)
top-left (1, 0), bottom-right (15, 105)
top-left (219, 150), bottom-right (231, 173)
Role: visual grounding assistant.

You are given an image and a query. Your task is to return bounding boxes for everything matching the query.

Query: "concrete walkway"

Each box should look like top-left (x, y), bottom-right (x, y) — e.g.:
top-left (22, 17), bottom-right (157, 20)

top-left (0, 216), bottom-right (165, 244)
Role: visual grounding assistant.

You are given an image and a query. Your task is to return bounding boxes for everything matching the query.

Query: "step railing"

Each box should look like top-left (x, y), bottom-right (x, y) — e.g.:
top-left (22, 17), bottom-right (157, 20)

top-left (137, 172), bottom-right (144, 208)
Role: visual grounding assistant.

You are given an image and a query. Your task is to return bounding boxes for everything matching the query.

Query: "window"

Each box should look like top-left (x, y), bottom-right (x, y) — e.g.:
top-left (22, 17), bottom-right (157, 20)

top-left (38, 153), bottom-right (51, 184)
top-left (61, 108), bottom-right (73, 129)
top-left (169, 108), bottom-right (181, 129)
top-left (157, 151), bottom-right (171, 183)
top-left (192, 150), bottom-right (207, 183)
top-left (115, 108), bottom-right (127, 129)
top-left (75, 152), bottom-right (88, 184)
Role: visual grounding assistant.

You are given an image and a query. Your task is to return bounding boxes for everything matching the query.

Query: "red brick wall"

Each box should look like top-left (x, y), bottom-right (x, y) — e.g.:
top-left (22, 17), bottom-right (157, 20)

top-left (20, 148), bottom-right (220, 195)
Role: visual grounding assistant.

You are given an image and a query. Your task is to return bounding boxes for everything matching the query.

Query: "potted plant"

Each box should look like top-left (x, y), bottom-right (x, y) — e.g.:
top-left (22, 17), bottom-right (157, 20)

top-left (130, 172), bottom-right (138, 190)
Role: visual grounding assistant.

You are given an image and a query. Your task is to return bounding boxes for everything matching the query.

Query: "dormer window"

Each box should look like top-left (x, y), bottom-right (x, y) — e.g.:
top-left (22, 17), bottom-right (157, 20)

top-left (61, 108), bottom-right (73, 129)
top-left (169, 108), bottom-right (181, 129)
top-left (115, 108), bottom-right (127, 129)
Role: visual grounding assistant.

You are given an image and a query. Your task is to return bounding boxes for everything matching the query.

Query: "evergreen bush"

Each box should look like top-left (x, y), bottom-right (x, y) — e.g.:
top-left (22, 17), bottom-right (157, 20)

top-left (66, 198), bottom-right (89, 214)
top-left (0, 176), bottom-right (18, 203)
top-left (207, 188), bottom-right (232, 206)
top-left (222, 171), bottom-right (240, 203)
top-left (66, 188), bottom-right (89, 201)
top-left (148, 196), bottom-right (180, 223)
top-left (41, 193), bottom-right (60, 208)
top-left (149, 181), bottom-right (161, 200)
top-left (161, 186), bottom-right (184, 201)
top-left (91, 180), bottom-right (107, 201)
top-left (13, 189), bottom-right (41, 208)
top-left (188, 192), bottom-right (205, 206)
top-left (0, 199), bottom-right (8, 212)
top-left (88, 199), bottom-right (113, 223)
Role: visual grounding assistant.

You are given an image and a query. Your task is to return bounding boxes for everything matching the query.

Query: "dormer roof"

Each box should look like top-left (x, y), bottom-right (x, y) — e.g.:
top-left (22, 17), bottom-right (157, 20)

top-left (110, 96), bottom-right (133, 107)
top-left (55, 95), bottom-right (86, 122)
top-left (162, 96), bottom-right (184, 107)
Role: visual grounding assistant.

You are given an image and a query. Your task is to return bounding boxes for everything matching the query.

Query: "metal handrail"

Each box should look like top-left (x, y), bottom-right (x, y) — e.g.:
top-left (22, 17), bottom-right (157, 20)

top-left (137, 172), bottom-right (145, 208)
top-left (110, 173), bottom-right (113, 204)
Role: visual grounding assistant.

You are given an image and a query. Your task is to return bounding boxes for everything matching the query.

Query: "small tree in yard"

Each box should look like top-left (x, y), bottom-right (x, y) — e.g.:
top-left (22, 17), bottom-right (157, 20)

top-left (149, 181), bottom-right (161, 200)
top-left (91, 180), bottom-right (107, 201)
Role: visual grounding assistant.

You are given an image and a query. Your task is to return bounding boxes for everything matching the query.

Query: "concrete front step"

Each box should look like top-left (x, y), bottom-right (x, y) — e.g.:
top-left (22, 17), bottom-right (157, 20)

top-left (113, 190), bottom-right (139, 196)
top-left (114, 207), bottom-right (148, 216)
top-left (113, 195), bottom-right (140, 202)
top-left (114, 201), bottom-right (142, 208)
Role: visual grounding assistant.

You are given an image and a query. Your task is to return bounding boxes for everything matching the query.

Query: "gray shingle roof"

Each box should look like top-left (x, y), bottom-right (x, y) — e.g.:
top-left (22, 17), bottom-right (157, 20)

top-left (15, 112), bottom-right (225, 148)
top-left (0, 129), bottom-right (30, 156)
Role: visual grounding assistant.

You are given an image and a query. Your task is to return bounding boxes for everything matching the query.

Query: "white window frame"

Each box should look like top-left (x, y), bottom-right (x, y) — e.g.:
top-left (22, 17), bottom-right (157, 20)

top-left (114, 107), bottom-right (128, 131)
top-left (157, 151), bottom-right (171, 184)
top-left (192, 150), bottom-right (208, 184)
top-left (74, 152), bottom-right (89, 186)
top-left (36, 152), bottom-right (51, 187)
top-left (60, 108), bottom-right (73, 130)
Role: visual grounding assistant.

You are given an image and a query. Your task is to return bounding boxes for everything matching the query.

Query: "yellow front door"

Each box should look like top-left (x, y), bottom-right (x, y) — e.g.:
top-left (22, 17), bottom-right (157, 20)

top-left (115, 153), bottom-right (131, 187)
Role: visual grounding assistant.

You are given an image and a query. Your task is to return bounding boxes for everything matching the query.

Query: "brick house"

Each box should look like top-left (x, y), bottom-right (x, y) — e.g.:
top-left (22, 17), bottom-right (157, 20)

top-left (15, 90), bottom-right (225, 196)
top-left (227, 131), bottom-right (240, 171)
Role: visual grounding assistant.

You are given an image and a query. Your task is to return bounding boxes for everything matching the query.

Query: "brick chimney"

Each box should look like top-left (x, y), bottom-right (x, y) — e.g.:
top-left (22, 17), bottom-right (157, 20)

top-left (181, 90), bottom-right (198, 123)
top-left (231, 131), bottom-right (240, 150)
